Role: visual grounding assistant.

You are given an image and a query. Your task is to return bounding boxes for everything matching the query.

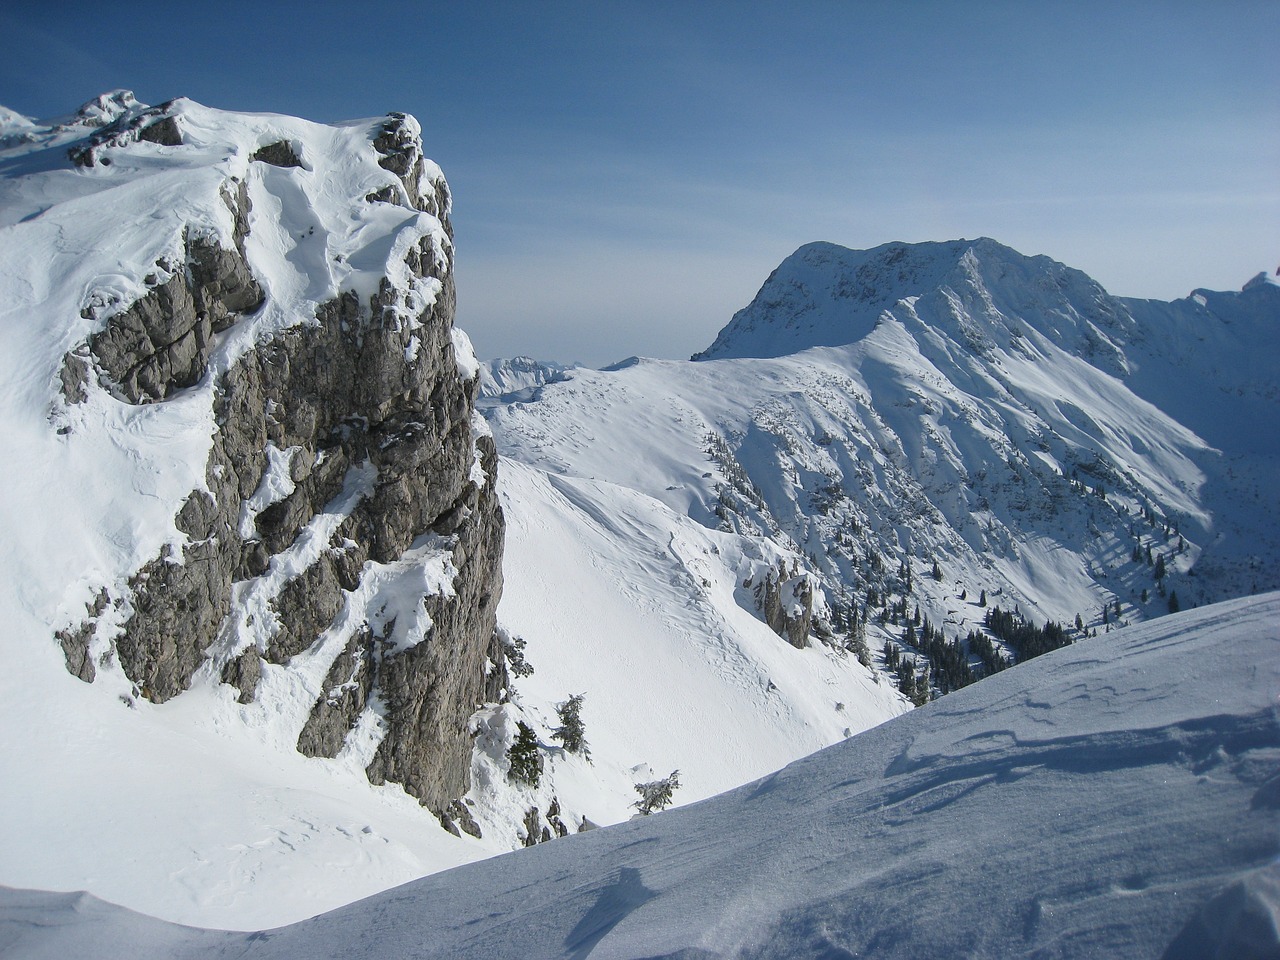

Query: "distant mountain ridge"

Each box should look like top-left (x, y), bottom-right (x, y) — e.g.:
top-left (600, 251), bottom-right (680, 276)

top-left (690, 237), bottom-right (1122, 363)
top-left (693, 237), bottom-right (1274, 366)
top-left (488, 237), bottom-right (1279, 749)
top-left (687, 238), bottom-right (1279, 600)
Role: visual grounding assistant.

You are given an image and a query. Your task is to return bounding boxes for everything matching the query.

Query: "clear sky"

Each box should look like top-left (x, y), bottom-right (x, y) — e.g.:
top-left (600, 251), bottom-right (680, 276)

top-left (2, 1), bottom-right (1276, 366)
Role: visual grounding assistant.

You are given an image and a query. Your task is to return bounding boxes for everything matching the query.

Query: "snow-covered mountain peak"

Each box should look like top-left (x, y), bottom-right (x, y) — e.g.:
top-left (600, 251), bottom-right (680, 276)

top-left (0, 90), bottom-right (152, 153)
top-left (1241, 268), bottom-right (1280, 292)
top-left (693, 237), bottom-right (1133, 372)
top-left (478, 355), bottom-right (571, 401)
top-left (67, 89), bottom-right (143, 127)
top-left (0, 94), bottom-right (513, 924)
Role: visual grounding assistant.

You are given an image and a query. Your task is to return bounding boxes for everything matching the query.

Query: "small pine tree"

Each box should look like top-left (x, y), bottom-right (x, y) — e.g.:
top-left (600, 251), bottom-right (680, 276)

top-left (1168, 590), bottom-right (1180, 614)
top-left (633, 770), bottom-right (680, 815)
top-left (931, 560), bottom-right (943, 581)
top-left (911, 663), bottom-right (931, 707)
top-left (1141, 587), bottom-right (1149, 604)
top-left (552, 693), bottom-right (590, 759)
top-left (1075, 613), bottom-right (1084, 632)
top-left (503, 634), bottom-right (535, 679)
top-left (1154, 554), bottom-right (1167, 581)
top-left (506, 721), bottom-right (542, 787)
top-left (979, 589), bottom-right (987, 607)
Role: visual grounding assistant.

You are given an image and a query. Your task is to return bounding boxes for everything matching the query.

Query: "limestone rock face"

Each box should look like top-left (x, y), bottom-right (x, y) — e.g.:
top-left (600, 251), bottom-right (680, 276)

top-left (52, 101), bottom-right (504, 813)
top-left (753, 561), bottom-right (815, 649)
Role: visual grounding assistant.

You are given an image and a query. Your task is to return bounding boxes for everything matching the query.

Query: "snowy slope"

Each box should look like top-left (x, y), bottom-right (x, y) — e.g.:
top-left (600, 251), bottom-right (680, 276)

top-left (478, 355), bottom-right (571, 400)
top-left (485, 459), bottom-right (904, 813)
top-left (491, 240), bottom-right (1278, 668)
top-left (472, 239), bottom-right (1278, 874)
top-left (6, 592), bottom-right (1276, 959)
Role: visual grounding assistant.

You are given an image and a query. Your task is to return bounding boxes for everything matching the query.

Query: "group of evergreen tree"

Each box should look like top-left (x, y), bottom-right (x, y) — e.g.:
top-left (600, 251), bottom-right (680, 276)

top-left (982, 606), bottom-right (1072, 661)
top-left (883, 641), bottom-right (931, 706)
top-left (911, 618), bottom-right (979, 694)
top-left (506, 693), bottom-right (592, 788)
top-left (964, 628), bottom-right (1009, 676)
top-left (829, 599), bottom-right (872, 668)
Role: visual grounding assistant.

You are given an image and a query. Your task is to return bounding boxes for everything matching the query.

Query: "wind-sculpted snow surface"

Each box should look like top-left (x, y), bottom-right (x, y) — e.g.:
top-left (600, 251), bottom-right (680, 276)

top-left (4, 594), bottom-right (1276, 958)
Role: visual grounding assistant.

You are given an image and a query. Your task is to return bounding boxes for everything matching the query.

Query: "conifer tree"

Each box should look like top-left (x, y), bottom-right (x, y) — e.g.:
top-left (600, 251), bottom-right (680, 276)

top-left (506, 721), bottom-right (542, 787)
top-left (633, 771), bottom-right (680, 814)
top-left (1168, 590), bottom-right (1180, 614)
top-left (552, 693), bottom-right (590, 759)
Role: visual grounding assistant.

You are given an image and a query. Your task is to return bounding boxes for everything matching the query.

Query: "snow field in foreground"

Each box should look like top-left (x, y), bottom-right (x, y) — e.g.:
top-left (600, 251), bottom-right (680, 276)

top-left (3, 592), bottom-right (1276, 959)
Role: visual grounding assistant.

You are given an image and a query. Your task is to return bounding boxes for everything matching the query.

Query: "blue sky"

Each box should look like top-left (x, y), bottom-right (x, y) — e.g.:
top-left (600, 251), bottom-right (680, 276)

top-left (2, 1), bottom-right (1276, 365)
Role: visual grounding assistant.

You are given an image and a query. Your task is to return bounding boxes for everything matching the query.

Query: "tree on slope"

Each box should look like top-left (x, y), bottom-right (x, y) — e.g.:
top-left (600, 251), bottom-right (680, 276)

top-left (634, 771), bottom-right (681, 815)
top-left (507, 721), bottom-right (542, 787)
top-left (552, 693), bottom-right (590, 759)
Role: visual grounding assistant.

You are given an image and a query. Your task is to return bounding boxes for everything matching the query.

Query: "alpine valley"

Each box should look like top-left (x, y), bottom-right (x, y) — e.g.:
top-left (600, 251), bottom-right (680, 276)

top-left (1, 95), bottom-right (1276, 958)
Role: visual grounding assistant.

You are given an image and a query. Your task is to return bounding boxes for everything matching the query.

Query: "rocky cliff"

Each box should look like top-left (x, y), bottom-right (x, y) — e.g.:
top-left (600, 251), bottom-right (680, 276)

top-left (7, 93), bottom-right (503, 814)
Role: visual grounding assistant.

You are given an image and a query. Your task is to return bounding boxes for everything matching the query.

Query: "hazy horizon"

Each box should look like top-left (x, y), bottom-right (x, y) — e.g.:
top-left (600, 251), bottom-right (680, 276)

top-left (3, 0), bottom-right (1276, 366)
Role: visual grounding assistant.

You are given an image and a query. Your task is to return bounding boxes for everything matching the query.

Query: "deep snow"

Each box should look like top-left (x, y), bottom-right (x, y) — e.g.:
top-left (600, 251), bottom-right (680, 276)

top-left (4, 592), bottom-right (1276, 959)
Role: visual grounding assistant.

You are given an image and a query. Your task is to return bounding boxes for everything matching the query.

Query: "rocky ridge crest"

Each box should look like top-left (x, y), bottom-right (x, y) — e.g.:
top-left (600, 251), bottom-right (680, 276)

top-left (42, 96), bottom-right (504, 815)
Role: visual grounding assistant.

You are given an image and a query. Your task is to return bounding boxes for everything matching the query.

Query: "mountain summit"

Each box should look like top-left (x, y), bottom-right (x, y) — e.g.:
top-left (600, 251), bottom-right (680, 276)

top-left (693, 238), bottom-right (1136, 366)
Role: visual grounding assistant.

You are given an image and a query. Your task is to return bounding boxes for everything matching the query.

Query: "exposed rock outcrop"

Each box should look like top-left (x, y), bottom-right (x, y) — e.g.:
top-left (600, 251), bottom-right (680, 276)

top-left (753, 561), bottom-right (815, 649)
top-left (55, 105), bottom-right (504, 814)
top-left (68, 98), bottom-right (185, 167)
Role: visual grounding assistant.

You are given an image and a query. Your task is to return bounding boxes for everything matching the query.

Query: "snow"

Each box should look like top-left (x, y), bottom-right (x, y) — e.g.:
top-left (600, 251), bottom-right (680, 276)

top-left (477, 355), bottom-right (571, 400)
top-left (4, 592), bottom-right (1276, 958)
top-left (0, 94), bottom-right (903, 934)
top-left (490, 460), bottom-right (904, 815)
